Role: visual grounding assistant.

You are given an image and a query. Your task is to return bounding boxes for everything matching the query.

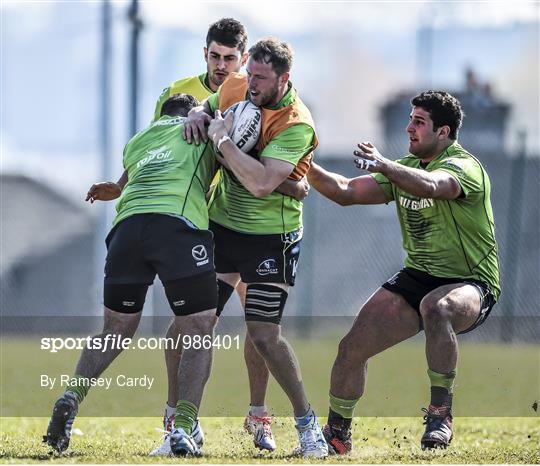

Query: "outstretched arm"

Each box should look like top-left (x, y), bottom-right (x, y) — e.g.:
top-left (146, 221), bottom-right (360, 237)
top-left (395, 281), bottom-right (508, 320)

top-left (354, 142), bottom-right (461, 200)
top-left (307, 162), bottom-right (387, 206)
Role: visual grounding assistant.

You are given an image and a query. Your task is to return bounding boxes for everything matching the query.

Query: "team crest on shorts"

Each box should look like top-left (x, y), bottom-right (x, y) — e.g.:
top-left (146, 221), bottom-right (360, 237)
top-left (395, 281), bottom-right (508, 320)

top-left (256, 259), bottom-right (278, 276)
top-left (387, 271), bottom-right (400, 285)
top-left (192, 245), bottom-right (209, 266)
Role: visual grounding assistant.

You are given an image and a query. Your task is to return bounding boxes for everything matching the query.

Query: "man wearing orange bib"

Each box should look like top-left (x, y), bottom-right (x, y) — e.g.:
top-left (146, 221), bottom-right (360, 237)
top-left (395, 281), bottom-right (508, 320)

top-left (184, 37), bottom-right (328, 458)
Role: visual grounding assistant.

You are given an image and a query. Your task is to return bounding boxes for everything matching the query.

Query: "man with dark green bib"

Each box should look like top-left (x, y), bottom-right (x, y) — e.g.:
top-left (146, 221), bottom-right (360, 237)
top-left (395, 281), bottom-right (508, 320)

top-left (307, 90), bottom-right (500, 454)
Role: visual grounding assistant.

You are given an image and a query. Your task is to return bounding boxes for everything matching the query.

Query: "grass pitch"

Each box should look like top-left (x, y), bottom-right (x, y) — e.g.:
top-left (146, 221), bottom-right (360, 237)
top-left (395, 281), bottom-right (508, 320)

top-left (1, 416), bottom-right (539, 463)
top-left (2, 338), bottom-right (538, 417)
top-left (1, 337), bottom-right (538, 462)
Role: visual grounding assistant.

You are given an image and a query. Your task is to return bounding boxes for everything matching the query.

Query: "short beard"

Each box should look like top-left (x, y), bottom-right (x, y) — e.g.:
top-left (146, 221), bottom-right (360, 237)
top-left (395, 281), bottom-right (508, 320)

top-left (259, 82), bottom-right (280, 107)
top-left (209, 72), bottom-right (227, 89)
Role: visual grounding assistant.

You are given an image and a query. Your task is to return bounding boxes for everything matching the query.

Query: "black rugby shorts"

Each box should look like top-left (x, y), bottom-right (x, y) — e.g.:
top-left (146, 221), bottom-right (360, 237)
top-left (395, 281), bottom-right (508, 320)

top-left (382, 267), bottom-right (496, 334)
top-left (105, 214), bottom-right (215, 284)
top-left (209, 220), bottom-right (301, 286)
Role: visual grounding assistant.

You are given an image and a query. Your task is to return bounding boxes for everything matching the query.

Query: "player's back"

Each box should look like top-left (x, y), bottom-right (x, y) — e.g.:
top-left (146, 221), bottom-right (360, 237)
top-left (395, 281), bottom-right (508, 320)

top-left (114, 116), bottom-right (217, 230)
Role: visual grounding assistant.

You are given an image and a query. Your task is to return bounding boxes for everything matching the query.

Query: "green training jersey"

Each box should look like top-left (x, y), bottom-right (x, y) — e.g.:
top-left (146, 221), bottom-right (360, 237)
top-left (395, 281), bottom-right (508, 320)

top-left (207, 84), bottom-right (315, 234)
top-left (152, 73), bottom-right (213, 122)
top-left (371, 142), bottom-right (500, 299)
top-left (113, 116), bottom-right (217, 229)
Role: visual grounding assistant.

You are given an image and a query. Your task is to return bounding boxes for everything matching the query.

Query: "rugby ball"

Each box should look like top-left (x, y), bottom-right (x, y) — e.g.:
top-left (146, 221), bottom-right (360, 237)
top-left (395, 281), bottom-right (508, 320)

top-left (224, 100), bottom-right (261, 153)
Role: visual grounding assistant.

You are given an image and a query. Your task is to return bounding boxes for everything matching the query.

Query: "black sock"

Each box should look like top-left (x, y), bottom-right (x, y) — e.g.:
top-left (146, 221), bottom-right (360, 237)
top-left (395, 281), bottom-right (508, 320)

top-left (430, 386), bottom-right (453, 410)
top-left (328, 408), bottom-right (352, 433)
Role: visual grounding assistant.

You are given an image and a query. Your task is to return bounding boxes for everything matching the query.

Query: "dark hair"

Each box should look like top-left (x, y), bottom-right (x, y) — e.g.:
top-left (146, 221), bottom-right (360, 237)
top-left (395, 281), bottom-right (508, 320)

top-left (161, 94), bottom-right (199, 117)
top-left (248, 37), bottom-right (293, 76)
top-left (411, 91), bottom-right (464, 140)
top-left (206, 18), bottom-right (248, 54)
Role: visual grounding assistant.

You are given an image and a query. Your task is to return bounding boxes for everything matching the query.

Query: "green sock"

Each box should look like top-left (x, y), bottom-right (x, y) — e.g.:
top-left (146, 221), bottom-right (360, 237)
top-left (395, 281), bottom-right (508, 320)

top-left (427, 368), bottom-right (456, 393)
top-left (65, 374), bottom-right (90, 404)
top-left (329, 392), bottom-right (359, 419)
top-left (174, 400), bottom-right (198, 434)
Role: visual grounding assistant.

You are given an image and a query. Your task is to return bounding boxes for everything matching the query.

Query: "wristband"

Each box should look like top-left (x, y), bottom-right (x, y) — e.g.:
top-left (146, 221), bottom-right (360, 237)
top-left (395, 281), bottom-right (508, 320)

top-left (216, 135), bottom-right (232, 151)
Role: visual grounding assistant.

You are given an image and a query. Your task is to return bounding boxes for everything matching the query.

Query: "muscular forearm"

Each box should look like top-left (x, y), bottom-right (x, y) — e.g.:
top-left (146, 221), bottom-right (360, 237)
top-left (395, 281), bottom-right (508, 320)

top-left (354, 142), bottom-right (460, 200)
top-left (382, 162), bottom-right (438, 198)
top-left (308, 163), bottom-right (351, 205)
top-left (309, 163), bottom-right (387, 205)
top-left (208, 111), bottom-right (293, 198)
top-left (219, 139), bottom-right (274, 198)
top-left (275, 178), bottom-right (306, 201)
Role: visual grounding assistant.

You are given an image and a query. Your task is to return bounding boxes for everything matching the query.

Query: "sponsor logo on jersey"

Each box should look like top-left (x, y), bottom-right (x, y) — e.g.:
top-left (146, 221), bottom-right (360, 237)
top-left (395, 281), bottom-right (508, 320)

top-left (192, 245), bottom-right (209, 266)
top-left (137, 145), bottom-right (172, 168)
top-left (270, 144), bottom-right (299, 155)
top-left (399, 196), bottom-right (434, 211)
top-left (256, 259), bottom-right (279, 276)
top-left (440, 158), bottom-right (469, 172)
top-left (152, 116), bottom-right (186, 126)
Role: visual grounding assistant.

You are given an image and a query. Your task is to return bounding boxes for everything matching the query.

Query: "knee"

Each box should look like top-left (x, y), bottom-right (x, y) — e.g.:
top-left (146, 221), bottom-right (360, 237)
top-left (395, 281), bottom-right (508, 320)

top-left (180, 311), bottom-right (216, 336)
top-left (103, 307), bottom-right (141, 336)
top-left (336, 332), bottom-right (367, 363)
top-left (248, 329), bottom-right (277, 356)
top-left (419, 295), bottom-right (453, 327)
top-left (117, 327), bottom-right (137, 340)
top-left (102, 319), bottom-right (138, 340)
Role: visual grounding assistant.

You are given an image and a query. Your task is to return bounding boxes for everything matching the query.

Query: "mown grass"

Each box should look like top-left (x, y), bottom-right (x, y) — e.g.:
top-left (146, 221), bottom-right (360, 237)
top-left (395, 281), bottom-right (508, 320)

top-left (1, 416), bottom-right (538, 463)
top-left (2, 338), bottom-right (538, 462)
